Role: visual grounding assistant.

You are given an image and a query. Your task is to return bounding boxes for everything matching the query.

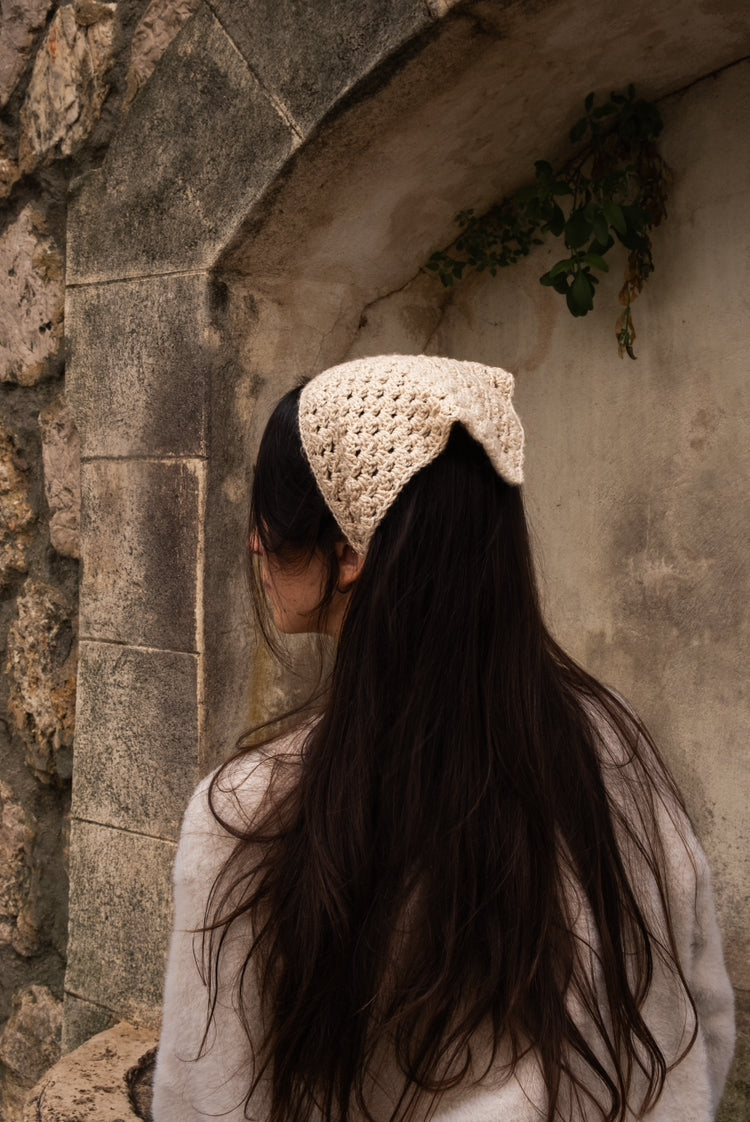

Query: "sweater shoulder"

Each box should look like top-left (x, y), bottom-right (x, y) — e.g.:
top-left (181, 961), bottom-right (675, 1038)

top-left (174, 724), bottom-right (308, 886)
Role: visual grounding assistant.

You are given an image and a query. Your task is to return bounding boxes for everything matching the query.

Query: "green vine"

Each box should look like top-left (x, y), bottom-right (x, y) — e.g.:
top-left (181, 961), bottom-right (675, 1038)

top-left (427, 86), bottom-right (670, 358)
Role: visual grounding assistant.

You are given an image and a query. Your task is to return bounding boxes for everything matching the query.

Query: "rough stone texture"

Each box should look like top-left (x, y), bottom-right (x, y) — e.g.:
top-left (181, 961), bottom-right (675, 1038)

top-left (0, 986), bottom-right (61, 1122)
top-left (0, 782), bottom-right (35, 957)
top-left (18, 0), bottom-right (117, 172)
top-left (6, 580), bottom-right (77, 785)
top-left (207, 0), bottom-right (430, 135)
top-left (0, 132), bottom-right (21, 200)
top-left (38, 398), bottom-right (81, 559)
top-left (66, 823), bottom-right (175, 1027)
top-left (60, 994), bottom-right (117, 1057)
top-left (23, 1022), bottom-right (156, 1122)
top-left (67, 4), bottom-right (296, 283)
top-left (79, 458), bottom-right (201, 651)
top-left (424, 0), bottom-right (464, 14)
top-left (123, 0), bottom-right (200, 108)
top-left (0, 420), bottom-right (35, 592)
top-left (0, 206), bottom-right (64, 387)
top-left (0, 0), bottom-right (55, 110)
top-left (65, 273), bottom-right (210, 460)
top-left (73, 641), bottom-right (199, 838)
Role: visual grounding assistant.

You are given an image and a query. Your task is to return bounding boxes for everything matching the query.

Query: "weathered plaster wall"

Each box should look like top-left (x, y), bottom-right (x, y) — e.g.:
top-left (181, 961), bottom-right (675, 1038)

top-left (344, 59), bottom-right (750, 1119)
top-left (0, 2), bottom-right (199, 1116)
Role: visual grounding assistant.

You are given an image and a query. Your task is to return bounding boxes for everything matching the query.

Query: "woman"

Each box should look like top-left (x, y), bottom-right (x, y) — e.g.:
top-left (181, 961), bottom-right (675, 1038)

top-left (153, 355), bottom-right (734, 1122)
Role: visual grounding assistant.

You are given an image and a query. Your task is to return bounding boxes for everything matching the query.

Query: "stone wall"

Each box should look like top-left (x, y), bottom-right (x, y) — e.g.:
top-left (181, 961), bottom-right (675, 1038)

top-left (0, 2), bottom-right (198, 1116)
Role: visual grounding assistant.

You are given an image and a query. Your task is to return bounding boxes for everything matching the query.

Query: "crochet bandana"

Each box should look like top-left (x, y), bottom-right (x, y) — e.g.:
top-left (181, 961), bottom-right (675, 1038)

top-left (298, 354), bottom-right (525, 554)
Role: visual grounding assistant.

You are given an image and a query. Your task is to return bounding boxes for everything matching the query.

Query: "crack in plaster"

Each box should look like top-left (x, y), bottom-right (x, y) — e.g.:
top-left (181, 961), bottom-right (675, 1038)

top-left (348, 269), bottom-right (454, 357)
top-left (658, 52), bottom-right (750, 103)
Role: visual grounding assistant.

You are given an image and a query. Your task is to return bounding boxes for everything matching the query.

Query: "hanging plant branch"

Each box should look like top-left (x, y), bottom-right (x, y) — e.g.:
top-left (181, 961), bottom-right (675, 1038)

top-left (426, 86), bottom-right (671, 358)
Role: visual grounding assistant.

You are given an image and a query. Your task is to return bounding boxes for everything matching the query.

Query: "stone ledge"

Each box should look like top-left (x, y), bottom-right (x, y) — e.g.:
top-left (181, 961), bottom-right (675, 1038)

top-left (24, 1022), bottom-right (157, 1122)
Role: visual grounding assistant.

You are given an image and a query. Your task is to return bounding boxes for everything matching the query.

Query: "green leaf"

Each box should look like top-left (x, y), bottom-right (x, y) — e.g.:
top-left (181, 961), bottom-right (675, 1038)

top-left (583, 253), bottom-right (609, 272)
top-left (615, 227), bottom-right (649, 252)
top-left (622, 204), bottom-right (650, 231)
top-left (592, 211), bottom-right (609, 244)
top-left (547, 204), bottom-right (566, 237)
top-left (549, 257), bottom-right (574, 278)
top-left (603, 202), bottom-right (626, 235)
top-left (566, 270), bottom-right (595, 316)
top-left (565, 212), bottom-right (593, 249)
top-left (540, 270), bottom-right (571, 294)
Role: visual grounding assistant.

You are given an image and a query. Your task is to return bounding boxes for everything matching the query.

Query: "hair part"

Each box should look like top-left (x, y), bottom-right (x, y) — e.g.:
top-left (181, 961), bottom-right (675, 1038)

top-left (206, 389), bottom-right (696, 1122)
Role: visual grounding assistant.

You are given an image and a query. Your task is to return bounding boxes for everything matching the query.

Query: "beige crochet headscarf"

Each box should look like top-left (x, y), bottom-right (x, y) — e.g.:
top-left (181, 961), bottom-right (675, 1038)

top-left (298, 354), bottom-right (524, 554)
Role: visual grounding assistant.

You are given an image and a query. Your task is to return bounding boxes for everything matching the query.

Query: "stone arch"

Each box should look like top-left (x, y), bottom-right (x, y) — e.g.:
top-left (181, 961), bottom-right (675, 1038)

top-left (63, 0), bottom-right (749, 1061)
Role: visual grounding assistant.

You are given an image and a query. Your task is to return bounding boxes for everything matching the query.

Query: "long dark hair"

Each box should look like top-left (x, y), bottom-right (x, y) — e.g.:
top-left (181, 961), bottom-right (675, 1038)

top-left (205, 385), bottom-right (696, 1122)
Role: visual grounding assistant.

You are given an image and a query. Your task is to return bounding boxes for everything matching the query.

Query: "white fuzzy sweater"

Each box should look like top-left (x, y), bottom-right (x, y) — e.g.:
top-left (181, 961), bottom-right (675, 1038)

top-left (152, 723), bottom-right (735, 1122)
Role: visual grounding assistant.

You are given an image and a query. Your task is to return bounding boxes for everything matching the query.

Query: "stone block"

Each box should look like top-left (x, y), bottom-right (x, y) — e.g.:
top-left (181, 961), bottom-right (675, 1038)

top-left (65, 274), bottom-right (211, 460)
top-left (67, 6), bottom-right (295, 283)
top-left (0, 421), bottom-right (34, 592)
top-left (66, 822), bottom-right (175, 1024)
top-left (207, 0), bottom-right (430, 135)
top-left (0, 206), bottom-right (64, 387)
top-left (18, 1), bottom-right (117, 171)
top-left (0, 985), bottom-right (62, 1119)
top-left (0, 0), bottom-right (54, 110)
top-left (60, 995), bottom-right (117, 1056)
top-left (0, 782), bottom-right (35, 957)
top-left (6, 580), bottom-right (77, 786)
top-left (124, 0), bottom-right (201, 108)
top-left (73, 641), bottom-right (199, 839)
top-left (79, 458), bottom-right (202, 652)
top-left (39, 398), bottom-right (81, 559)
top-left (0, 133), bottom-right (21, 200)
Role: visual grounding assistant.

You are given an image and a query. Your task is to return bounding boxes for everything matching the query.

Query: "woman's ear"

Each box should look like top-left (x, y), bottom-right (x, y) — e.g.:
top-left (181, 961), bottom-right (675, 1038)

top-left (335, 540), bottom-right (364, 593)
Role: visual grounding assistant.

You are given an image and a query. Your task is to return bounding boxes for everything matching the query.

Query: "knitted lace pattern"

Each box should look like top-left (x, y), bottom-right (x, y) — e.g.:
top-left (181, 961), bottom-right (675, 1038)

top-left (298, 354), bottom-right (524, 554)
